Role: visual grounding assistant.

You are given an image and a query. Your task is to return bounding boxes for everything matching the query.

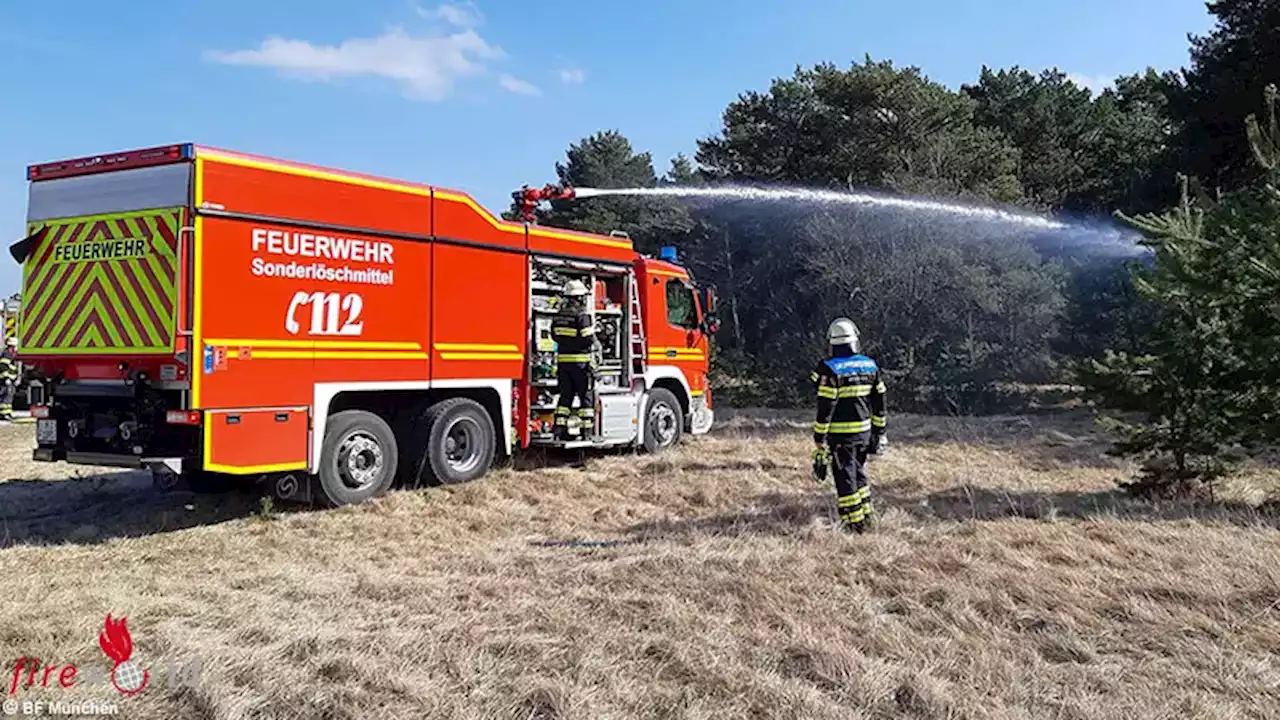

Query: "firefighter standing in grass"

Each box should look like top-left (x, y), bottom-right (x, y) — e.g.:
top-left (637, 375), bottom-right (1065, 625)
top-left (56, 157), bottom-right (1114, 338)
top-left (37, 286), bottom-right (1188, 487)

top-left (811, 318), bottom-right (887, 533)
top-left (0, 338), bottom-right (17, 422)
top-left (552, 280), bottom-right (597, 440)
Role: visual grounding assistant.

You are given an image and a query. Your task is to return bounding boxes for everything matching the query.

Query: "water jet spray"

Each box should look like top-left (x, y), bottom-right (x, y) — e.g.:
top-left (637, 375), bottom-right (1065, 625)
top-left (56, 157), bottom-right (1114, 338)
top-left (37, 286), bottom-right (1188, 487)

top-left (513, 181), bottom-right (1147, 258)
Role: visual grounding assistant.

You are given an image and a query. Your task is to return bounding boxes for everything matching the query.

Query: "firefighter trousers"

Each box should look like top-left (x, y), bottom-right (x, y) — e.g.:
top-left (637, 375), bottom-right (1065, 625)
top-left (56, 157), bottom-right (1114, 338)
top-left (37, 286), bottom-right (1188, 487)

top-left (829, 441), bottom-right (872, 530)
top-left (0, 381), bottom-right (13, 421)
top-left (554, 362), bottom-right (594, 437)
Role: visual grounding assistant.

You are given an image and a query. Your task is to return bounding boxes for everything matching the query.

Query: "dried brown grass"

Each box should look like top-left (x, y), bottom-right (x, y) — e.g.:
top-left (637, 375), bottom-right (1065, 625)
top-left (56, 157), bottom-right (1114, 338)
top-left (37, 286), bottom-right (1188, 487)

top-left (2, 410), bottom-right (1280, 720)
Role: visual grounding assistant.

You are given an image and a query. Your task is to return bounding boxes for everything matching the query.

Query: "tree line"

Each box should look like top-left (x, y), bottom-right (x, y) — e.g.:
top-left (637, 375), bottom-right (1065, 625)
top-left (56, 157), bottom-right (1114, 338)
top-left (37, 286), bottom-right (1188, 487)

top-left (509, 0), bottom-right (1280, 495)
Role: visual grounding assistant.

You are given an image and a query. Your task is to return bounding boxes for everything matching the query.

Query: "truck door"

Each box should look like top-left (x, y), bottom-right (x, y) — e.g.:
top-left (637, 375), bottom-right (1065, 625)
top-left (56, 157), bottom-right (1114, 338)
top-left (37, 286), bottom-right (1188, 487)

top-left (654, 275), bottom-right (708, 396)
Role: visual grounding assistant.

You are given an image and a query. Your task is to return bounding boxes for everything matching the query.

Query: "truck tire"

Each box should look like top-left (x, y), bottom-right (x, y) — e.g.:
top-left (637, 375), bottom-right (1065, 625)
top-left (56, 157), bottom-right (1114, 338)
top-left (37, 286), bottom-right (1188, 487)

top-left (317, 409), bottom-right (398, 507)
top-left (642, 388), bottom-right (684, 453)
top-left (419, 398), bottom-right (495, 486)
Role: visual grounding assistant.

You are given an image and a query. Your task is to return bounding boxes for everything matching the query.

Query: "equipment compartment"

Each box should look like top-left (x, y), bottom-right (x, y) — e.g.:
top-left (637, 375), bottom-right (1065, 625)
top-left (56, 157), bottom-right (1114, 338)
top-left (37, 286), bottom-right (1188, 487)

top-left (203, 407), bottom-right (309, 474)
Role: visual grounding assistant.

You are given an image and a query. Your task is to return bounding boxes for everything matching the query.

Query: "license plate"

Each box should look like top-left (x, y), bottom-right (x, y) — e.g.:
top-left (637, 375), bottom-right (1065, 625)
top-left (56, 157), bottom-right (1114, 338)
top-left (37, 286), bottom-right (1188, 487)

top-left (36, 419), bottom-right (57, 444)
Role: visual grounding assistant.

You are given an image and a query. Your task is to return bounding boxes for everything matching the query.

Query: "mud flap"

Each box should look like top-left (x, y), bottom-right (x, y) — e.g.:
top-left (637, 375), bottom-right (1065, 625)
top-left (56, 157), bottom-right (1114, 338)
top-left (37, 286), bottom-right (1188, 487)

top-left (269, 472), bottom-right (316, 504)
top-left (689, 395), bottom-right (714, 435)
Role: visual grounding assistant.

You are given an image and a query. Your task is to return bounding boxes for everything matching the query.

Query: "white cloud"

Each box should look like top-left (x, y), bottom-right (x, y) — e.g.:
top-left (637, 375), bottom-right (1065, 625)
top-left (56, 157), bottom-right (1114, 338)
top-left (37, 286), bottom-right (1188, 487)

top-left (558, 67), bottom-right (585, 85)
top-left (1067, 72), bottom-right (1114, 93)
top-left (415, 1), bottom-right (483, 28)
top-left (499, 73), bottom-right (540, 96)
top-left (204, 21), bottom-right (504, 102)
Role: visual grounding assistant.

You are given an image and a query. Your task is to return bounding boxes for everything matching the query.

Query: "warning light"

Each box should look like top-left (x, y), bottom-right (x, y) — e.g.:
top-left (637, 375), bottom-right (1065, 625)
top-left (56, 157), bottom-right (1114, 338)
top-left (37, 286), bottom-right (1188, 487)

top-left (27, 143), bottom-right (194, 181)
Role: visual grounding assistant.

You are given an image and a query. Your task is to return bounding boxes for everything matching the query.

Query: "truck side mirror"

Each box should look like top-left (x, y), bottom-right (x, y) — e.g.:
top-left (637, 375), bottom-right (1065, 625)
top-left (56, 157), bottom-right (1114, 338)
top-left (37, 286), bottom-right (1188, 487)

top-left (702, 313), bottom-right (721, 336)
top-left (699, 285), bottom-right (717, 314)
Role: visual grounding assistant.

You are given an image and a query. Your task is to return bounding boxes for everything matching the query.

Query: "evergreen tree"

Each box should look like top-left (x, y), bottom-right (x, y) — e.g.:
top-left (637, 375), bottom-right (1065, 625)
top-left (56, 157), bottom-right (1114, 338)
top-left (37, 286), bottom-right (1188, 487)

top-left (1083, 84), bottom-right (1280, 499)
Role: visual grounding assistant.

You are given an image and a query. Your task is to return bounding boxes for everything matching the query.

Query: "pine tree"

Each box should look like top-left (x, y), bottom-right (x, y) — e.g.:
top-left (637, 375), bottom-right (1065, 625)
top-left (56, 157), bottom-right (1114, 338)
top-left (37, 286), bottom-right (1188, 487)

top-left (1083, 83), bottom-right (1280, 500)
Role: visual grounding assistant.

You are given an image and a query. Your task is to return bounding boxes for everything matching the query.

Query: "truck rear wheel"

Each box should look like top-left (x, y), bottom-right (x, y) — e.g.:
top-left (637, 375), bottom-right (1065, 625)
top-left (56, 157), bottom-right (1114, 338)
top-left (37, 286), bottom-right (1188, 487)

top-left (642, 388), bottom-right (684, 453)
top-left (419, 398), bottom-right (495, 486)
top-left (317, 410), bottom-right (398, 507)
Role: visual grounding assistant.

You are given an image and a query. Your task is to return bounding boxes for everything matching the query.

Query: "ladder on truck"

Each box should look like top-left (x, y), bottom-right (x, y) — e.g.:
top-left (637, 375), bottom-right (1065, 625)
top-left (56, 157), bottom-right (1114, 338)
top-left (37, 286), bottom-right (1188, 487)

top-left (629, 273), bottom-right (646, 378)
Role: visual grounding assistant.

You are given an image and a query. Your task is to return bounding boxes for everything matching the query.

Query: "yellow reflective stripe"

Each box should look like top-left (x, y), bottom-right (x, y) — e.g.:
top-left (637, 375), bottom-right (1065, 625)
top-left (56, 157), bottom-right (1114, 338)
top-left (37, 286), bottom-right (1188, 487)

top-left (871, 415), bottom-right (886, 428)
top-left (837, 384), bottom-right (872, 398)
top-left (817, 386), bottom-right (837, 399)
top-left (434, 342), bottom-right (518, 352)
top-left (855, 487), bottom-right (870, 501)
top-left (875, 381), bottom-right (886, 393)
top-left (580, 326), bottom-right (595, 336)
top-left (648, 347), bottom-right (706, 358)
top-left (553, 328), bottom-right (578, 337)
top-left (809, 371), bottom-right (819, 382)
top-left (558, 354), bottom-right (591, 362)
top-left (828, 420), bottom-right (872, 433)
top-left (813, 422), bottom-right (830, 433)
top-left (438, 352), bottom-right (521, 361)
top-left (837, 496), bottom-right (860, 507)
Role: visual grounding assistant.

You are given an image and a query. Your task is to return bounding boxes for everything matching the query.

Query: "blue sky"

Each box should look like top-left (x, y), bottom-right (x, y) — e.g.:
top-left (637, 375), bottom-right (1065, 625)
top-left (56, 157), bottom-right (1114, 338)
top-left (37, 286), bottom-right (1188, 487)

top-left (0, 0), bottom-right (1214, 295)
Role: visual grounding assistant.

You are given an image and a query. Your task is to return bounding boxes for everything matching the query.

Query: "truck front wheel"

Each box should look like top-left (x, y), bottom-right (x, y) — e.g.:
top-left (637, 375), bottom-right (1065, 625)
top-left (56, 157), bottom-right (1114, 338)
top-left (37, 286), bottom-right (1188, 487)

top-left (642, 388), bottom-right (684, 453)
top-left (318, 409), bottom-right (398, 507)
top-left (420, 398), bottom-right (495, 486)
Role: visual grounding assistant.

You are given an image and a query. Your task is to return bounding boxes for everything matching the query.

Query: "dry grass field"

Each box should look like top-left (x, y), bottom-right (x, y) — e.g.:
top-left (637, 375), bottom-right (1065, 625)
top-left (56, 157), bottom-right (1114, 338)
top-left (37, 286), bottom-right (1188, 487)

top-left (2, 409), bottom-right (1280, 720)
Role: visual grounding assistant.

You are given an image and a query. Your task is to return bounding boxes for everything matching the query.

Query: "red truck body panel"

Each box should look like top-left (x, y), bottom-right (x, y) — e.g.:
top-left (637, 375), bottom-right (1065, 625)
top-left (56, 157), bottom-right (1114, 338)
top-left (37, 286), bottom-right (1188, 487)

top-left (18, 143), bottom-right (714, 482)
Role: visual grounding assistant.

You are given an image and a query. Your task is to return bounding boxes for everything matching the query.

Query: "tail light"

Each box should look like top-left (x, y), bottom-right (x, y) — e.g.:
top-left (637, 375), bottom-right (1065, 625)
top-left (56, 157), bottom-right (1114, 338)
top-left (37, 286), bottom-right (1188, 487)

top-left (166, 410), bottom-right (201, 425)
top-left (30, 405), bottom-right (50, 419)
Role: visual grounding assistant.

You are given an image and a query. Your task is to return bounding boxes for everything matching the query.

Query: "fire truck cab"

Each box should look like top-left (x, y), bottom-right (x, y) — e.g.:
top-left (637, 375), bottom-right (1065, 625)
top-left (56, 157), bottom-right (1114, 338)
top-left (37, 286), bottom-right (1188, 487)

top-left (11, 144), bottom-right (718, 506)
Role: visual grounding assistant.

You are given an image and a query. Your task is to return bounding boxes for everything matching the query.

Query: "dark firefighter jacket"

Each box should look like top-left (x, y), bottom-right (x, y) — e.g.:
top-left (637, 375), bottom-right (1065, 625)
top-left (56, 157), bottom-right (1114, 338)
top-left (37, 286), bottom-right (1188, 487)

top-left (552, 310), bottom-right (595, 364)
top-left (810, 353), bottom-right (886, 445)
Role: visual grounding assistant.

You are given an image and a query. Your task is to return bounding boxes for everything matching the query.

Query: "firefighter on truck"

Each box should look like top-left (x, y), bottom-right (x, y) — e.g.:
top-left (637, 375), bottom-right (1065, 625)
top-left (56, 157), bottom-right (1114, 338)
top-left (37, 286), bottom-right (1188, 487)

top-left (551, 279), bottom-right (597, 439)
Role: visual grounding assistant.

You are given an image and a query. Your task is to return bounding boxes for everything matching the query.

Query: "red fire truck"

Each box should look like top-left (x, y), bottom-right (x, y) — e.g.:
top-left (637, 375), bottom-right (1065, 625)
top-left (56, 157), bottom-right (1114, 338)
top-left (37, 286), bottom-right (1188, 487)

top-left (11, 144), bottom-right (718, 506)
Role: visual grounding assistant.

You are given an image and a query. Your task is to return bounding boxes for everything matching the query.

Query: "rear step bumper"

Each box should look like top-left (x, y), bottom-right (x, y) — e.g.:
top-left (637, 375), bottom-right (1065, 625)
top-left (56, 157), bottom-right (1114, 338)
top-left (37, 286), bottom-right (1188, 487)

top-left (34, 448), bottom-right (187, 473)
top-left (36, 449), bottom-right (143, 468)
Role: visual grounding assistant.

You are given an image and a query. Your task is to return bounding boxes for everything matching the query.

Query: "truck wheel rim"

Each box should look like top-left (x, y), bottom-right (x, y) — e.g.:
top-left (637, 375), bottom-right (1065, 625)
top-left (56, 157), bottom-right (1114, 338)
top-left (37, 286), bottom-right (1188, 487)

top-left (337, 431), bottom-right (383, 489)
top-left (649, 403), bottom-right (677, 445)
top-left (444, 417), bottom-right (483, 474)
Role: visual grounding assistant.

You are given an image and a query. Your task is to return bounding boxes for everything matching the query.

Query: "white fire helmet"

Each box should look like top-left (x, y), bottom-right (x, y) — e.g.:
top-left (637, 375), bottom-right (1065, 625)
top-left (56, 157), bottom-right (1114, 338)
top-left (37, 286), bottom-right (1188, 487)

top-left (828, 317), bottom-right (860, 351)
top-left (563, 280), bottom-right (590, 297)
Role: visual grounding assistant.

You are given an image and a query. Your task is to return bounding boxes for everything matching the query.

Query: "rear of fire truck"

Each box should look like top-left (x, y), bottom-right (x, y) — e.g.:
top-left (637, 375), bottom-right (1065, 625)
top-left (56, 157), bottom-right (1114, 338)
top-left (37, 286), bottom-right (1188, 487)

top-left (12, 145), bottom-right (197, 470)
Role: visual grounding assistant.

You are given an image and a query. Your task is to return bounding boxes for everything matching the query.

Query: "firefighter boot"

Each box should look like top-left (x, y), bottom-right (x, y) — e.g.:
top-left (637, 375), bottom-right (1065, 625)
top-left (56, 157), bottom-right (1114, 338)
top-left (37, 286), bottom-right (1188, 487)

top-left (576, 406), bottom-right (596, 439)
top-left (553, 406), bottom-right (572, 441)
top-left (860, 500), bottom-right (879, 532)
top-left (851, 487), bottom-right (875, 533)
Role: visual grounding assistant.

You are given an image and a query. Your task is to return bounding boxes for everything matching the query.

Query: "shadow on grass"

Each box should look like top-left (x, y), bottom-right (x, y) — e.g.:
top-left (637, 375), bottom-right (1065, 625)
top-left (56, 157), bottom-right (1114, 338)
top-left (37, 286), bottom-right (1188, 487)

top-left (0, 471), bottom-right (311, 548)
top-left (0, 444), bottom-right (644, 548)
top-left (903, 485), bottom-right (1280, 526)
top-left (620, 485), bottom-right (1280, 542)
top-left (713, 409), bottom-right (1129, 471)
top-left (508, 444), bottom-right (640, 472)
